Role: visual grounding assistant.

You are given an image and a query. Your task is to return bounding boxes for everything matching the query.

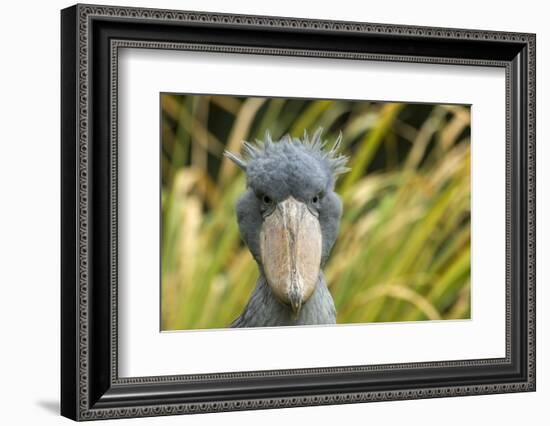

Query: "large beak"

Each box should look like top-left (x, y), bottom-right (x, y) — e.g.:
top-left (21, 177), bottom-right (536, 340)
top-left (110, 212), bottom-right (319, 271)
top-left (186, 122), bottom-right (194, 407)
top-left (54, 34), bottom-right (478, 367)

top-left (260, 196), bottom-right (322, 315)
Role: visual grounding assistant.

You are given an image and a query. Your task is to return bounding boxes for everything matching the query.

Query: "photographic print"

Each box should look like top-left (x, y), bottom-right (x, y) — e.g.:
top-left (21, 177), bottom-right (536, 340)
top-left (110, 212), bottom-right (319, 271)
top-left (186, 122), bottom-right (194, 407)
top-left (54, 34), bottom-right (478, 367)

top-left (61, 5), bottom-right (535, 419)
top-left (160, 94), bottom-right (471, 331)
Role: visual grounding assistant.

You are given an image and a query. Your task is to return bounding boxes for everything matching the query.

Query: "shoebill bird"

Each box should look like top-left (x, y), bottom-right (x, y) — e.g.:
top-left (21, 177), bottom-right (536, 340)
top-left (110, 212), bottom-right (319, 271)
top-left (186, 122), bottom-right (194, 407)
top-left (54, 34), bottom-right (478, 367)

top-left (224, 129), bottom-right (349, 327)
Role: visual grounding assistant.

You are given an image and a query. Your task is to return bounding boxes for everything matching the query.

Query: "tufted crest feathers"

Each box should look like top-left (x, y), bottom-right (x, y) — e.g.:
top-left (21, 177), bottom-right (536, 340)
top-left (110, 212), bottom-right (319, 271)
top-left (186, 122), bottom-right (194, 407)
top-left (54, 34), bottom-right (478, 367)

top-left (223, 128), bottom-right (350, 179)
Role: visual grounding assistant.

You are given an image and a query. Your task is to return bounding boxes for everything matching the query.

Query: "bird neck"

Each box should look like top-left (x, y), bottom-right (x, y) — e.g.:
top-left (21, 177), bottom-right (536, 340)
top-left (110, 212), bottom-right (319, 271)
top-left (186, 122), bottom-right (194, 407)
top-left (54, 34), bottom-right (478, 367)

top-left (231, 272), bottom-right (336, 328)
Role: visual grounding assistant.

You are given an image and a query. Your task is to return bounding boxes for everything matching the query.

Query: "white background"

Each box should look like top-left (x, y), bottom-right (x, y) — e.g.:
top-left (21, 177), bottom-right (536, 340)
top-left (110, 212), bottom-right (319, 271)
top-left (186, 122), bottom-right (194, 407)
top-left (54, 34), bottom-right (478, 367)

top-left (119, 50), bottom-right (506, 376)
top-left (0, 0), bottom-right (547, 425)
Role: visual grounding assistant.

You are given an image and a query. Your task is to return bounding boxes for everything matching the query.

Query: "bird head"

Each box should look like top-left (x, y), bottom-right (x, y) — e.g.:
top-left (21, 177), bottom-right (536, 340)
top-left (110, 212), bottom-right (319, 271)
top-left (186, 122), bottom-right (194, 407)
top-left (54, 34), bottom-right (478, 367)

top-left (225, 129), bottom-right (349, 315)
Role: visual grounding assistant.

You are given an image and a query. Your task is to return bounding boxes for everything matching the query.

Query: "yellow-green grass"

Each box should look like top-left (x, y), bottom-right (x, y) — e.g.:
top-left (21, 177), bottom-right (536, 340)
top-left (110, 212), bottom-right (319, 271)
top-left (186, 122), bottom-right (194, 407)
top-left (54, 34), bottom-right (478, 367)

top-left (160, 95), bottom-right (471, 330)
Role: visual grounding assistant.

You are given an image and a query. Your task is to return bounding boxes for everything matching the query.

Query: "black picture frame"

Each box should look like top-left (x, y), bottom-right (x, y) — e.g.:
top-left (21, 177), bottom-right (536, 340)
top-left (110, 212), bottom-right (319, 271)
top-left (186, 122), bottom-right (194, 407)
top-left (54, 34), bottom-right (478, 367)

top-left (61, 3), bottom-right (536, 421)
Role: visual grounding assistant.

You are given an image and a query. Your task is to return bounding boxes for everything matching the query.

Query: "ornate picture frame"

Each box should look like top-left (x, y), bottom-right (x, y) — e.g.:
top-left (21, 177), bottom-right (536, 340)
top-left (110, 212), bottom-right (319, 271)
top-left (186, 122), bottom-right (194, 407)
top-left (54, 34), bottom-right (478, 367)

top-left (61, 3), bottom-right (536, 420)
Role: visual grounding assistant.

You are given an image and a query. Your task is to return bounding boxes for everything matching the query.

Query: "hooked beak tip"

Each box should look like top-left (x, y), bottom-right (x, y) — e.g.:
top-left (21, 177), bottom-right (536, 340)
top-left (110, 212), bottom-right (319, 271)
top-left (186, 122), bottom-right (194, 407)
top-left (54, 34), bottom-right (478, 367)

top-left (289, 291), bottom-right (303, 314)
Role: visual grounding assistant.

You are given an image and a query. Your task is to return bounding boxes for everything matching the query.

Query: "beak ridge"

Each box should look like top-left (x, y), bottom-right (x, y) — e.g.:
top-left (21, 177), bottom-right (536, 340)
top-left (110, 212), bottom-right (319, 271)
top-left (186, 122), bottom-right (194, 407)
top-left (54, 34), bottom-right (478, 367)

top-left (260, 196), bottom-right (322, 315)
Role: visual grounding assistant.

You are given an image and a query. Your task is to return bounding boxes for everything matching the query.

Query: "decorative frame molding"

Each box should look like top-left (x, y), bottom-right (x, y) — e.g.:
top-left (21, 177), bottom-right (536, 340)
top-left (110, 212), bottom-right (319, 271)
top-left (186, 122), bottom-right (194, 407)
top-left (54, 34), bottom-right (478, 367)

top-left (61, 3), bottom-right (535, 421)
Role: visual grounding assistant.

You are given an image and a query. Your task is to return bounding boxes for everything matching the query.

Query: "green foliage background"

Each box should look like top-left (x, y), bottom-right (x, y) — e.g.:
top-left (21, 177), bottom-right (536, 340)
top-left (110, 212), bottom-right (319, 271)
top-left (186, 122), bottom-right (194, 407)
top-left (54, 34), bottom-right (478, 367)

top-left (160, 94), bottom-right (471, 330)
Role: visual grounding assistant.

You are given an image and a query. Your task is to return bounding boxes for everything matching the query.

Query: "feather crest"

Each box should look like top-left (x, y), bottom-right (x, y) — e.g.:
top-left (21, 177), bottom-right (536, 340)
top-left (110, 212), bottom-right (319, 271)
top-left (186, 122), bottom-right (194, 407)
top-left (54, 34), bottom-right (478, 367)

top-left (224, 128), bottom-right (350, 179)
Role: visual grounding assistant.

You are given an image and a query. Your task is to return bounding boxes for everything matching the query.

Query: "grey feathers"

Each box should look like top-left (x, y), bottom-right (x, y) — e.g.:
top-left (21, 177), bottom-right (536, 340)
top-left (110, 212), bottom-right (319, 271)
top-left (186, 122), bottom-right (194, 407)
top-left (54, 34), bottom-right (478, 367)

top-left (224, 129), bottom-right (350, 184)
top-left (223, 150), bottom-right (247, 171)
top-left (231, 273), bottom-right (336, 327)
top-left (227, 128), bottom-right (347, 328)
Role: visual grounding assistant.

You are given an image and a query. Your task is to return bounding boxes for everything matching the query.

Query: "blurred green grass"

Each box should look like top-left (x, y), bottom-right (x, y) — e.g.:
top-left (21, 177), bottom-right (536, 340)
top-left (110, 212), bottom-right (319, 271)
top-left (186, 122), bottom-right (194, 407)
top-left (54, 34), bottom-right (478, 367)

top-left (160, 95), bottom-right (471, 330)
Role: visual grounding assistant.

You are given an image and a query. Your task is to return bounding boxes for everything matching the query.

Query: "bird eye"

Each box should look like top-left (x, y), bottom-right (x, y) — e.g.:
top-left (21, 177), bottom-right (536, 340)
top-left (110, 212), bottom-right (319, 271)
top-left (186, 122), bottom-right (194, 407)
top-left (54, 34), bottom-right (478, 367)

top-left (262, 195), bottom-right (272, 205)
top-left (312, 192), bottom-right (323, 204)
